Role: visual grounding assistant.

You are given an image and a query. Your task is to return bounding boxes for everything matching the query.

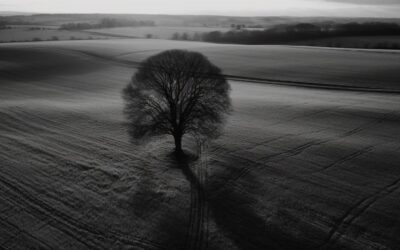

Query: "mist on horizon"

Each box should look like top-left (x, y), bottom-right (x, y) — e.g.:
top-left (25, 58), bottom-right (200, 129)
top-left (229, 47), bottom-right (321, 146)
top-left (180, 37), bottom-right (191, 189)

top-left (1, 0), bottom-right (400, 18)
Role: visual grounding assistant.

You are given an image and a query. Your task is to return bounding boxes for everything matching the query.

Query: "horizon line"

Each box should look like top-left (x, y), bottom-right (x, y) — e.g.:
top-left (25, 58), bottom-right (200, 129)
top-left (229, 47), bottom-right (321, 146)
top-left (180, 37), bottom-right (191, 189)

top-left (2, 11), bottom-right (400, 19)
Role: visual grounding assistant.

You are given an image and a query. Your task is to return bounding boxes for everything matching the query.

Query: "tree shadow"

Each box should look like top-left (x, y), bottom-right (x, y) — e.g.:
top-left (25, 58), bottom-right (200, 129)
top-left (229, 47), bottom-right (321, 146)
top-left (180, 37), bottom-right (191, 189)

top-left (175, 153), bottom-right (311, 250)
top-left (126, 151), bottom-right (190, 249)
top-left (131, 150), bottom-right (314, 249)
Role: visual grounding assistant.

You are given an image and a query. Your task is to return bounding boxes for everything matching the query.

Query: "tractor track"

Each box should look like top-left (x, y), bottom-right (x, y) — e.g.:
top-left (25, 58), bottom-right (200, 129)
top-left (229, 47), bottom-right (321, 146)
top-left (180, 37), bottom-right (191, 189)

top-left (209, 138), bottom-right (329, 199)
top-left (320, 176), bottom-right (400, 249)
top-left (313, 146), bottom-right (374, 174)
top-left (0, 108), bottom-right (162, 170)
top-left (0, 109), bottom-right (168, 249)
top-left (209, 110), bottom-right (398, 198)
top-left (0, 216), bottom-right (55, 250)
top-left (185, 147), bottom-right (209, 250)
top-left (0, 174), bottom-right (165, 250)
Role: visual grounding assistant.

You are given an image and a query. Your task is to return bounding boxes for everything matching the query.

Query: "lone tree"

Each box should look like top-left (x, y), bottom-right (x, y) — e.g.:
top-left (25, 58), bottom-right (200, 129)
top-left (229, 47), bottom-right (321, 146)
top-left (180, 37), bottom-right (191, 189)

top-left (123, 50), bottom-right (231, 156)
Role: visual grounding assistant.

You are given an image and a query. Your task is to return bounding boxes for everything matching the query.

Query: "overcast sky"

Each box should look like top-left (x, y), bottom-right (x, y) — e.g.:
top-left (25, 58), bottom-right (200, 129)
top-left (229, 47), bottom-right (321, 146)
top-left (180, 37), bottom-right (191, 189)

top-left (1, 0), bottom-right (400, 17)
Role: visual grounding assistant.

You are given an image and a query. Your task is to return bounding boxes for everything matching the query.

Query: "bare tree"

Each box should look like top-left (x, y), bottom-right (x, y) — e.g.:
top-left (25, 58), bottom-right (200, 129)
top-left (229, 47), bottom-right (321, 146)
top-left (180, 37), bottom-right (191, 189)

top-left (123, 50), bottom-right (231, 156)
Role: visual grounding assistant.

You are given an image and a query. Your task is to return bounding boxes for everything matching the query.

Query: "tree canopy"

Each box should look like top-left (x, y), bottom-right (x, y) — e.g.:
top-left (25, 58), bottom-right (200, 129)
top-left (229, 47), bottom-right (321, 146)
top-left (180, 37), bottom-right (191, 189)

top-left (123, 50), bottom-right (231, 155)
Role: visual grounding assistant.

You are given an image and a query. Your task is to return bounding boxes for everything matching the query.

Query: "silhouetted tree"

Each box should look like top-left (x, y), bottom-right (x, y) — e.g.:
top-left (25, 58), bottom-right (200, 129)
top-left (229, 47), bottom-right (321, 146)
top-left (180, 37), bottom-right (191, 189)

top-left (123, 50), bottom-right (231, 156)
top-left (180, 32), bottom-right (189, 40)
top-left (0, 19), bottom-right (7, 29)
top-left (192, 32), bottom-right (202, 41)
top-left (171, 32), bottom-right (180, 40)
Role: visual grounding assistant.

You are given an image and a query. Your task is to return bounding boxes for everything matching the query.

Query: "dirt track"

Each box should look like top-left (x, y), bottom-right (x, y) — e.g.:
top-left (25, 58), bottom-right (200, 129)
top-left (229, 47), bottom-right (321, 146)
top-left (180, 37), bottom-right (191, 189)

top-left (1, 42), bottom-right (400, 249)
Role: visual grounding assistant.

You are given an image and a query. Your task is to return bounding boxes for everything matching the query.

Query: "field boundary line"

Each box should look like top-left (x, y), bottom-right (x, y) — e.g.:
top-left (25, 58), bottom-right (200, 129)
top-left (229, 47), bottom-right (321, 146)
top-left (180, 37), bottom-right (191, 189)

top-left (32, 47), bottom-right (400, 95)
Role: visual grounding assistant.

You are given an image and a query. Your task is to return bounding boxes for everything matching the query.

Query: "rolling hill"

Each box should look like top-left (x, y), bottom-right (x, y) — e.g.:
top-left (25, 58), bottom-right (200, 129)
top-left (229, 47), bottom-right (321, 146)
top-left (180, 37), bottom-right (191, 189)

top-left (1, 39), bottom-right (399, 249)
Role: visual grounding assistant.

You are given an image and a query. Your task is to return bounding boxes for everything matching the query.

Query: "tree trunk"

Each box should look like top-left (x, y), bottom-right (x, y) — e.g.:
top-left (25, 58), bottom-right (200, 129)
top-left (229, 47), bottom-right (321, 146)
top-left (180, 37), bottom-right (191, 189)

top-left (174, 133), bottom-right (183, 156)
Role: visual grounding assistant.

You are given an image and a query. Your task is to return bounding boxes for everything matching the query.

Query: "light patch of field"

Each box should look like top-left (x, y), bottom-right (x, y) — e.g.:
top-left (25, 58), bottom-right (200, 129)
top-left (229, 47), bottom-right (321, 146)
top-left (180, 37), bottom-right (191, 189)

top-left (3, 38), bottom-right (399, 90)
top-left (0, 26), bottom-right (109, 43)
top-left (0, 42), bottom-right (400, 249)
top-left (87, 26), bottom-right (230, 39)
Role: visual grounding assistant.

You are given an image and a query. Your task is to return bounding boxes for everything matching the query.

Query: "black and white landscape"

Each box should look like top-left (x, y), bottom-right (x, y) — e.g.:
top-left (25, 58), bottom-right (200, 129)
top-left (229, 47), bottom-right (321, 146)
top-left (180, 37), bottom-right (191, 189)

top-left (1, 1), bottom-right (400, 249)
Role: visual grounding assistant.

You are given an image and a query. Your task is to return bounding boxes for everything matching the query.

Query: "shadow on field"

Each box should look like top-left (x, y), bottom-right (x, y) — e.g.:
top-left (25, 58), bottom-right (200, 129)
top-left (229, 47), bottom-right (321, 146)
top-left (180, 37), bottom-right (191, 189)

top-left (130, 151), bottom-right (315, 249)
top-left (126, 155), bottom-right (187, 249)
top-left (0, 48), bottom-right (106, 81)
top-left (175, 154), bottom-right (310, 250)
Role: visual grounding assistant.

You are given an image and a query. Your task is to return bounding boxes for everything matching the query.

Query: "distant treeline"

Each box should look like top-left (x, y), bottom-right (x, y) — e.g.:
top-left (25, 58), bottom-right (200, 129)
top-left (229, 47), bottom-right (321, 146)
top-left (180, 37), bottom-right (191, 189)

top-left (60, 18), bottom-right (155, 30)
top-left (0, 18), bottom-right (8, 29)
top-left (199, 22), bottom-right (400, 44)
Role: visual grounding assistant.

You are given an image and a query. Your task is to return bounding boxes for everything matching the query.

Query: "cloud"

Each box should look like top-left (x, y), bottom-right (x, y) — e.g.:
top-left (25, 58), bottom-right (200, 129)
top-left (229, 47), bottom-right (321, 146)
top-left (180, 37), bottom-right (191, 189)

top-left (326, 0), bottom-right (400, 5)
